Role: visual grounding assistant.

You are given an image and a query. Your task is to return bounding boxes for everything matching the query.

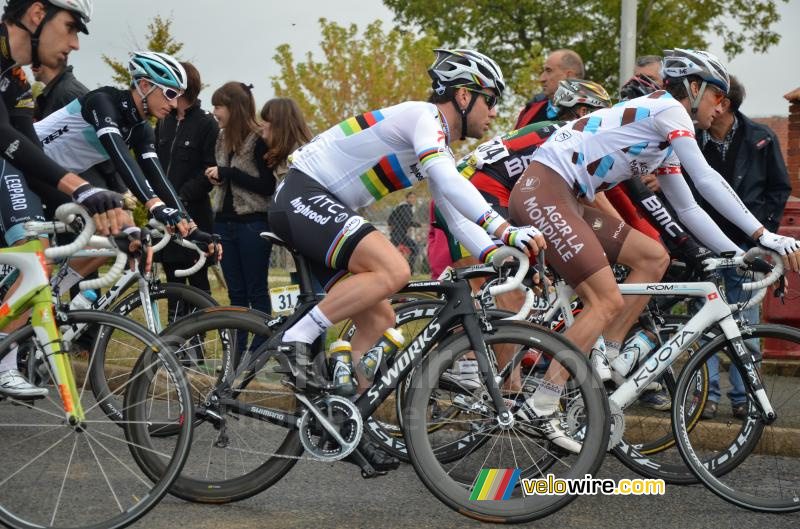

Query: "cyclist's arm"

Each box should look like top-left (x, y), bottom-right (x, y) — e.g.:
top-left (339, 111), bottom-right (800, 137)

top-left (412, 108), bottom-right (509, 237)
top-left (80, 91), bottom-right (160, 205)
top-left (429, 177), bottom-right (499, 261)
top-left (656, 169), bottom-right (741, 254)
top-left (0, 98), bottom-right (71, 188)
top-left (656, 105), bottom-right (762, 239)
top-left (129, 123), bottom-right (188, 215)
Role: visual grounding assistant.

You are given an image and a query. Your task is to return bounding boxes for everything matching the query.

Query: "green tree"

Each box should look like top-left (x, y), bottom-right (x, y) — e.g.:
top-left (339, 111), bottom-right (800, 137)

top-left (384, 0), bottom-right (787, 98)
top-left (102, 15), bottom-right (184, 88)
top-left (271, 18), bottom-right (438, 133)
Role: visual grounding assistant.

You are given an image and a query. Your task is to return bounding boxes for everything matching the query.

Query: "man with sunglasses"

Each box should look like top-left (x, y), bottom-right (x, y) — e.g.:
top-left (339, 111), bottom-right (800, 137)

top-left (268, 48), bottom-right (545, 472)
top-left (32, 51), bottom-right (211, 242)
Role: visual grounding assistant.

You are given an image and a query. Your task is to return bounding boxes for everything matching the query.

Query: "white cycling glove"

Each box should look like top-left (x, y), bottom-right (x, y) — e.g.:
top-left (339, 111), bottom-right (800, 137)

top-left (501, 225), bottom-right (542, 254)
top-left (758, 231), bottom-right (800, 256)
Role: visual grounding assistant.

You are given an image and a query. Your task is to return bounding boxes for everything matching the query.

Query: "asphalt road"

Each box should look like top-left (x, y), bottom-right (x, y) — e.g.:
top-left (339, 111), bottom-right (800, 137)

top-left (135, 456), bottom-right (800, 529)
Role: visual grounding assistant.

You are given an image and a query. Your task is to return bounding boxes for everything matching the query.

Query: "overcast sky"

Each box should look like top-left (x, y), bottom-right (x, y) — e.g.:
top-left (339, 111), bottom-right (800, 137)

top-left (65, 0), bottom-right (798, 120)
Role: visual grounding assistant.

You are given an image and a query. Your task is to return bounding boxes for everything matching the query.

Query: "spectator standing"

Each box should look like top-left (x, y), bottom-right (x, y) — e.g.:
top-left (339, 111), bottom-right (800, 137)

top-left (388, 191), bottom-right (421, 273)
top-left (155, 61), bottom-right (219, 294)
top-left (206, 82), bottom-right (275, 315)
top-left (515, 48), bottom-right (583, 128)
top-left (688, 76), bottom-right (792, 419)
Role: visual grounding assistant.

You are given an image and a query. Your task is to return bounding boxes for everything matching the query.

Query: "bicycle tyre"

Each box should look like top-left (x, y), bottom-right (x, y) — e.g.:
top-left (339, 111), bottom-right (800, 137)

top-left (89, 282), bottom-right (218, 423)
top-left (672, 323), bottom-right (800, 512)
top-left (403, 320), bottom-right (610, 523)
top-left (0, 310), bottom-right (193, 529)
top-left (132, 307), bottom-right (304, 504)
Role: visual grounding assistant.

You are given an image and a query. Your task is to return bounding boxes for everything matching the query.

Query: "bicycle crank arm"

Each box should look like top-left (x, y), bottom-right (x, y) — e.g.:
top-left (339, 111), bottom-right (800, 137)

top-left (295, 393), bottom-right (352, 447)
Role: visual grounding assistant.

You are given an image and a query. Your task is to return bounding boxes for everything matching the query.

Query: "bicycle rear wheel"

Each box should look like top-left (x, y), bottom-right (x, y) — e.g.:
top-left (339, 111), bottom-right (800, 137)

top-left (672, 323), bottom-right (800, 512)
top-left (0, 311), bottom-right (192, 529)
top-left (403, 321), bottom-right (610, 523)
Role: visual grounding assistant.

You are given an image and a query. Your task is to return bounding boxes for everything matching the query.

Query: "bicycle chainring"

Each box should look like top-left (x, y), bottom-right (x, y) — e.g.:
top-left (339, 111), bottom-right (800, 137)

top-left (297, 394), bottom-right (362, 462)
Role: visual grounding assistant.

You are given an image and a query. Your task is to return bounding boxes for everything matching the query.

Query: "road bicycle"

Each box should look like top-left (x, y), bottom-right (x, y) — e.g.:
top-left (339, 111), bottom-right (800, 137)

top-left (17, 219), bottom-right (218, 425)
top-left (0, 204), bottom-right (193, 529)
top-left (145, 237), bottom-right (610, 523)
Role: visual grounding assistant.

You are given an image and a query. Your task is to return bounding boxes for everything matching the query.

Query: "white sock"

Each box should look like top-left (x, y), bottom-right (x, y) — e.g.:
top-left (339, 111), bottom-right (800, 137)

top-left (605, 340), bottom-right (621, 363)
top-left (526, 379), bottom-right (563, 416)
top-left (282, 306), bottom-right (333, 344)
top-left (0, 334), bottom-right (19, 372)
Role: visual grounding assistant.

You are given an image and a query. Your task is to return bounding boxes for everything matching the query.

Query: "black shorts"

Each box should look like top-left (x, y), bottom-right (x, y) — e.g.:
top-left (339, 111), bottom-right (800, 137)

top-left (0, 160), bottom-right (46, 245)
top-left (268, 168), bottom-right (377, 291)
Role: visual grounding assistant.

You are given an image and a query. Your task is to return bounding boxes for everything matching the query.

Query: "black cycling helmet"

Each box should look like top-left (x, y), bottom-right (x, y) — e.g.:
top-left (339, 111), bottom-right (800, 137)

top-left (4, 0), bottom-right (92, 67)
top-left (619, 73), bottom-right (661, 100)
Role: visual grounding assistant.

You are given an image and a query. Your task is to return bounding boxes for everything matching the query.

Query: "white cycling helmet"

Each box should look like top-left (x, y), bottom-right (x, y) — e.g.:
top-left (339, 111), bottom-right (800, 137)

top-left (429, 49), bottom-right (504, 140)
top-left (429, 48), bottom-right (506, 97)
top-left (662, 48), bottom-right (730, 94)
top-left (4, 0), bottom-right (92, 66)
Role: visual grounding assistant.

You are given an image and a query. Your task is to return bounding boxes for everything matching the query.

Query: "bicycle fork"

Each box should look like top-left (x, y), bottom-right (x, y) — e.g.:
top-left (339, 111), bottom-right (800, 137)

top-left (31, 300), bottom-right (87, 424)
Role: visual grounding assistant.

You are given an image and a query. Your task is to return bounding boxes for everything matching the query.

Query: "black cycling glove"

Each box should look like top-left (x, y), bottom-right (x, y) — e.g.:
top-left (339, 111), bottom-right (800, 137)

top-left (149, 202), bottom-right (185, 226)
top-left (72, 183), bottom-right (124, 215)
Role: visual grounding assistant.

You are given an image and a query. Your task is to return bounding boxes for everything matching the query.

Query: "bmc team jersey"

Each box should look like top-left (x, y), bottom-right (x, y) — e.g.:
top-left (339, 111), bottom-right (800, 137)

top-left (34, 87), bottom-right (183, 211)
top-left (533, 91), bottom-right (691, 200)
top-left (290, 101), bottom-right (455, 209)
top-left (457, 121), bottom-right (561, 207)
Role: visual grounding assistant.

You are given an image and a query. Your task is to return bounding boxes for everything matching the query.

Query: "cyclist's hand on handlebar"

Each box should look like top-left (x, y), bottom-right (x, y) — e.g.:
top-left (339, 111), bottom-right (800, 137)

top-left (113, 226), bottom-right (153, 274)
top-left (149, 203), bottom-right (189, 236)
top-left (759, 231), bottom-right (800, 272)
top-left (501, 225), bottom-right (546, 257)
top-left (71, 183), bottom-right (127, 236)
top-left (677, 239), bottom-right (714, 270)
top-left (187, 228), bottom-right (222, 261)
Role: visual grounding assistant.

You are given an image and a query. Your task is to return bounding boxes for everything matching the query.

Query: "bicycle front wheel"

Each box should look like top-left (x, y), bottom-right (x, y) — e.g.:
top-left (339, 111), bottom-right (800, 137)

top-left (0, 310), bottom-right (193, 529)
top-left (672, 323), bottom-right (800, 512)
top-left (90, 282), bottom-right (218, 424)
top-left (403, 321), bottom-right (610, 523)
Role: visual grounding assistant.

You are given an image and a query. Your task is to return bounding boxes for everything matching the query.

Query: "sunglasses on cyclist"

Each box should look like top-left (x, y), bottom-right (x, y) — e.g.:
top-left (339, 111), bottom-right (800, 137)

top-left (706, 85), bottom-right (725, 105)
top-left (150, 81), bottom-right (183, 101)
top-left (466, 88), bottom-right (499, 110)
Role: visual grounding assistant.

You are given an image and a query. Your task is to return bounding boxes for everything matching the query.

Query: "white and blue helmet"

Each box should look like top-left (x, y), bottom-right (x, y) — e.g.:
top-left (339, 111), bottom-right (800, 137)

top-left (662, 48), bottom-right (729, 94)
top-left (128, 51), bottom-right (187, 90)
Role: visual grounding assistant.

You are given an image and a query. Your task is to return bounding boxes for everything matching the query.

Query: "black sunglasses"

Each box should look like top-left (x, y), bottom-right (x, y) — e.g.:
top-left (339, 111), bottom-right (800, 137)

top-left (467, 88), bottom-right (499, 109)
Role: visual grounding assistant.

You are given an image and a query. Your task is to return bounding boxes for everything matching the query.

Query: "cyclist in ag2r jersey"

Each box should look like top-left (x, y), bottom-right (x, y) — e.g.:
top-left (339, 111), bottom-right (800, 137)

top-left (508, 49), bottom-right (800, 444)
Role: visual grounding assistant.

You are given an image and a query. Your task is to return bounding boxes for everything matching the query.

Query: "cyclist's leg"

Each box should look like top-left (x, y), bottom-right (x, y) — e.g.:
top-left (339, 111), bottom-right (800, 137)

top-left (348, 298), bottom-right (395, 390)
top-left (510, 163), bottom-right (624, 416)
top-left (269, 170), bottom-right (410, 347)
top-left (594, 215), bottom-right (670, 350)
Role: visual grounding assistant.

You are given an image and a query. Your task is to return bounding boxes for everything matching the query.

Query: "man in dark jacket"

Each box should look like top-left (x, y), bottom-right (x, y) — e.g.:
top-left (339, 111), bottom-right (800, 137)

top-left (688, 75), bottom-right (791, 420)
top-left (155, 61), bottom-right (219, 294)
